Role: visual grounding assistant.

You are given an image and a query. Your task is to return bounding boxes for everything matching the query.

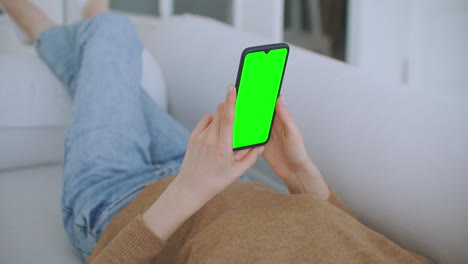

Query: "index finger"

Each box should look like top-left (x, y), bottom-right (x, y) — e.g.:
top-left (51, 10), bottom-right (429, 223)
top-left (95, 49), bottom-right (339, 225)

top-left (192, 113), bottom-right (214, 136)
top-left (218, 84), bottom-right (236, 149)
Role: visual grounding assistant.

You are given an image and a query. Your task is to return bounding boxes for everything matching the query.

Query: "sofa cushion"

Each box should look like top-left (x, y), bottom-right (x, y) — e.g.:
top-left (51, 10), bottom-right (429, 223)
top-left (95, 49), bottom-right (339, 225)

top-left (0, 164), bottom-right (82, 263)
top-left (0, 52), bottom-right (70, 170)
top-left (0, 25), bottom-right (167, 171)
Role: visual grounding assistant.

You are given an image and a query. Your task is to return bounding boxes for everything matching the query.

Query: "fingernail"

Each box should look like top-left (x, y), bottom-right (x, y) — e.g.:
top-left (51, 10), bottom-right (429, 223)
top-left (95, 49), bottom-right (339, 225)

top-left (280, 95), bottom-right (285, 105)
top-left (258, 146), bottom-right (265, 154)
top-left (228, 85), bottom-right (234, 95)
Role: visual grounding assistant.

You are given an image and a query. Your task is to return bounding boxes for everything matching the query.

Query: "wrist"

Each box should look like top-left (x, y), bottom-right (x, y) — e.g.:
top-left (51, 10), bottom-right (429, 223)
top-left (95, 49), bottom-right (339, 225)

top-left (142, 179), bottom-right (204, 240)
top-left (172, 172), bottom-right (215, 207)
top-left (171, 176), bottom-right (207, 207)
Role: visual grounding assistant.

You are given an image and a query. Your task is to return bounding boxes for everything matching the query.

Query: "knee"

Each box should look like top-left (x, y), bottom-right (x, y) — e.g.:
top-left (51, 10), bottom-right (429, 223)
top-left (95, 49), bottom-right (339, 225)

top-left (87, 12), bottom-right (141, 49)
top-left (90, 12), bottom-right (129, 31)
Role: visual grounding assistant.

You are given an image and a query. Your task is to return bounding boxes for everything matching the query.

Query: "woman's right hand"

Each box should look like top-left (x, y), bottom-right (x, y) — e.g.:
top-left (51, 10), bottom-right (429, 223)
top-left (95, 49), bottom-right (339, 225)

top-left (262, 95), bottom-right (329, 199)
top-left (143, 85), bottom-right (263, 241)
top-left (174, 84), bottom-right (264, 204)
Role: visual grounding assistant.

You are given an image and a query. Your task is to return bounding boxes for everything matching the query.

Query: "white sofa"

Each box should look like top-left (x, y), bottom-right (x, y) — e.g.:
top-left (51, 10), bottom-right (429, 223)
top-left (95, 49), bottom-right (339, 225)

top-left (0, 13), bottom-right (467, 264)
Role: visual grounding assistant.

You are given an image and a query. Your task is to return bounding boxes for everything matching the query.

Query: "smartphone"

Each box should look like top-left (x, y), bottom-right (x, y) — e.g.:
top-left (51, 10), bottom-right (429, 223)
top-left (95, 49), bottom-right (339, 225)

top-left (233, 43), bottom-right (289, 151)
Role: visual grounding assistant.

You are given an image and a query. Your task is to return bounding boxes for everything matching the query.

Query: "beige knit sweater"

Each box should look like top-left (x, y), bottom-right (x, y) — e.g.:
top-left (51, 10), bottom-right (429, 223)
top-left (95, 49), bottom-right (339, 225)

top-left (86, 175), bottom-right (432, 263)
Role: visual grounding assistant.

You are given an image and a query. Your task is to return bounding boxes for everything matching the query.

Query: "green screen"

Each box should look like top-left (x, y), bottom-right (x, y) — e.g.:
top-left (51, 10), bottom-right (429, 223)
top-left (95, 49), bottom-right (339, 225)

top-left (233, 48), bottom-right (288, 149)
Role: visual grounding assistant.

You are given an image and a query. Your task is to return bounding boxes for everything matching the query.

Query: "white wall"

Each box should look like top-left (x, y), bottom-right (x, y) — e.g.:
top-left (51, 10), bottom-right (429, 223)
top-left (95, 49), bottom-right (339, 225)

top-left (347, 0), bottom-right (468, 90)
top-left (346, 0), bottom-right (409, 84)
top-left (232, 0), bottom-right (284, 42)
top-left (407, 0), bottom-right (468, 90)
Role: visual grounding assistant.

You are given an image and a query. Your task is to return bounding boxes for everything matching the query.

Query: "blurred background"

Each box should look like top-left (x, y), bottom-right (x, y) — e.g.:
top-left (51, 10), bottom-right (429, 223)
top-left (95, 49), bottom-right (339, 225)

top-left (2, 0), bottom-right (466, 91)
top-left (110, 0), bottom-right (468, 91)
top-left (112, 0), bottom-right (348, 60)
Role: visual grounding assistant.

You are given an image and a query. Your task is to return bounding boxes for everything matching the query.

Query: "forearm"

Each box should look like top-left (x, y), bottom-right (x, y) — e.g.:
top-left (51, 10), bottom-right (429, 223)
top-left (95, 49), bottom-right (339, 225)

top-left (87, 178), bottom-right (206, 264)
top-left (142, 177), bottom-right (204, 241)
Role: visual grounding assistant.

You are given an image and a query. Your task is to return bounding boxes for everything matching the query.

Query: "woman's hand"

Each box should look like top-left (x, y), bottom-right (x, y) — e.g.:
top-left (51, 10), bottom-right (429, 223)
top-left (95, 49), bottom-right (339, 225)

top-left (175, 84), bottom-right (264, 204)
top-left (143, 85), bottom-right (263, 241)
top-left (262, 95), bottom-right (329, 199)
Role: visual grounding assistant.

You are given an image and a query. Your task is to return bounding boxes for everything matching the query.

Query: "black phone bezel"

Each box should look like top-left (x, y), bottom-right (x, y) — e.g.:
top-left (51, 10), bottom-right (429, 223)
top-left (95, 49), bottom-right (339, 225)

top-left (233, 42), bottom-right (290, 151)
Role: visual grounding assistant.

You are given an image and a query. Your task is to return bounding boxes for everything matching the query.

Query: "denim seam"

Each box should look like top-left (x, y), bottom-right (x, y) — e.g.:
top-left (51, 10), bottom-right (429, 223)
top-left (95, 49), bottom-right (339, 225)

top-left (62, 206), bottom-right (98, 239)
top-left (96, 161), bottom-right (175, 214)
top-left (94, 185), bottom-right (146, 232)
top-left (93, 168), bottom-right (162, 231)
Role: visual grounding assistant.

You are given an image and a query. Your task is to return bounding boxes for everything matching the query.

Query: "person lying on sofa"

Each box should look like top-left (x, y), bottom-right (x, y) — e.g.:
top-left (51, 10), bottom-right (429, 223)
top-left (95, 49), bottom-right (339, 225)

top-left (1, 0), bottom-right (433, 263)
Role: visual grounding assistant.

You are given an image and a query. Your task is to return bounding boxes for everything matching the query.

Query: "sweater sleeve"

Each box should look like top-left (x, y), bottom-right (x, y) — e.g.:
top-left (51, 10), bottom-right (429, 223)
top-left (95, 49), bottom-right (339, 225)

top-left (86, 214), bottom-right (167, 264)
top-left (326, 186), bottom-right (359, 220)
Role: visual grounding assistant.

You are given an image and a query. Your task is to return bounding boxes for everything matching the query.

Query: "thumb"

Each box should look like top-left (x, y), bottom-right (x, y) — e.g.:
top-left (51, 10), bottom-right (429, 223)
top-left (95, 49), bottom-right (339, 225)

top-left (236, 146), bottom-right (264, 171)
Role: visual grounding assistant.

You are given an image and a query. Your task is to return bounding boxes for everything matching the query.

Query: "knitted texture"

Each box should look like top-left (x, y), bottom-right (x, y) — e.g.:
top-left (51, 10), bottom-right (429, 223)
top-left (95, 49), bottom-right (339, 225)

top-left (87, 176), bottom-right (432, 264)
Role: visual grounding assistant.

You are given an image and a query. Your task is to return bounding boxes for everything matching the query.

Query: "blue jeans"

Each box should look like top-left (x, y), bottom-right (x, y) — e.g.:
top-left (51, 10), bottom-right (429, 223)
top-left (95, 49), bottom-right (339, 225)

top-left (35, 12), bottom-right (191, 260)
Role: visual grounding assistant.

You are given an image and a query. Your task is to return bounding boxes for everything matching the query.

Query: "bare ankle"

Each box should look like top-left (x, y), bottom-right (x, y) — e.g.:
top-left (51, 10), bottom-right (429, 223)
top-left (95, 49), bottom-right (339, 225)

top-left (0, 0), bottom-right (55, 43)
top-left (82, 0), bottom-right (109, 19)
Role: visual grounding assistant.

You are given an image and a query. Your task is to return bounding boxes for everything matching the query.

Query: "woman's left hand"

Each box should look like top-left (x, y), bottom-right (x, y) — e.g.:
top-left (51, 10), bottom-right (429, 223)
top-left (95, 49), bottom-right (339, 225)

top-left (175, 85), bottom-right (264, 204)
